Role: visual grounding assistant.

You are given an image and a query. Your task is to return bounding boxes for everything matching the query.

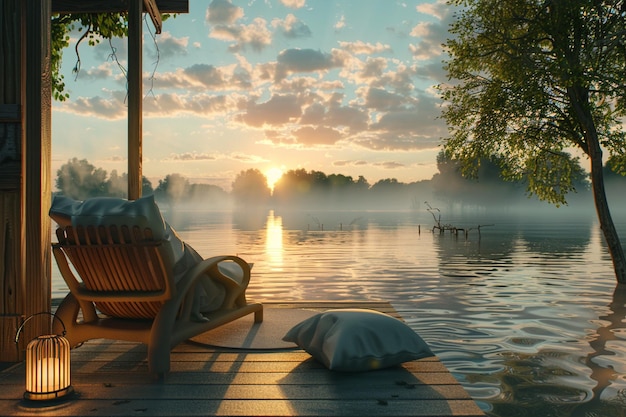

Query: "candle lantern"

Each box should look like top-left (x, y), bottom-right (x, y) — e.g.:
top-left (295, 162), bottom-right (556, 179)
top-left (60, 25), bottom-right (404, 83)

top-left (15, 313), bottom-right (74, 401)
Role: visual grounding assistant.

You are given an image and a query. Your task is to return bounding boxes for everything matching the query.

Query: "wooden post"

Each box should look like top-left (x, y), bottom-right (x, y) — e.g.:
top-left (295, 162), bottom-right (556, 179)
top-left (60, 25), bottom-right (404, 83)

top-left (128, 0), bottom-right (143, 200)
top-left (21, 0), bottom-right (53, 349)
top-left (0, 0), bottom-right (22, 362)
top-left (0, 0), bottom-right (52, 362)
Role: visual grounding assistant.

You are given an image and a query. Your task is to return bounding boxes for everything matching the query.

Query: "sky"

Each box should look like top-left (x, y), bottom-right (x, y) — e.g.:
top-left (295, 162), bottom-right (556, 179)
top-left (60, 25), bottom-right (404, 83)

top-left (52, 0), bottom-right (456, 192)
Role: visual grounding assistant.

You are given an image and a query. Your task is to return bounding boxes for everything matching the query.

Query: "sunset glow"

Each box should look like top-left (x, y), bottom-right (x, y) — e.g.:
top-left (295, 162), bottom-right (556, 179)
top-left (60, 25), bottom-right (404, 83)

top-left (51, 1), bottom-right (451, 191)
top-left (265, 167), bottom-right (284, 192)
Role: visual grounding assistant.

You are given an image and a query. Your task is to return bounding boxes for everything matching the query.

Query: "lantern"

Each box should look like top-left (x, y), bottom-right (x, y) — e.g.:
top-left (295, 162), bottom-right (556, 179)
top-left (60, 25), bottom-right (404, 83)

top-left (15, 313), bottom-right (74, 401)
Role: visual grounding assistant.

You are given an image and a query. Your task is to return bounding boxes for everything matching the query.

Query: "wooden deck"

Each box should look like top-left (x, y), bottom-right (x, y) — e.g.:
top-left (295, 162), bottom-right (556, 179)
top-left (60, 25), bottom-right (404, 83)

top-left (0, 302), bottom-right (485, 416)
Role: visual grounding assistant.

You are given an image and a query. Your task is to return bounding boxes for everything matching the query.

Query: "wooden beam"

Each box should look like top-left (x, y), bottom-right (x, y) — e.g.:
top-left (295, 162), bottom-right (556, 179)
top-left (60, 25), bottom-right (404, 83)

top-left (51, 0), bottom-right (188, 14)
top-left (143, 0), bottom-right (162, 34)
top-left (127, 0), bottom-right (142, 200)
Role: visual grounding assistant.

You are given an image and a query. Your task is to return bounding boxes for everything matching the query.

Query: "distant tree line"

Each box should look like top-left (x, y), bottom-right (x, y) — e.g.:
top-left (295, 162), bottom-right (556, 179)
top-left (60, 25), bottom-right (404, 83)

top-left (54, 154), bottom-right (625, 211)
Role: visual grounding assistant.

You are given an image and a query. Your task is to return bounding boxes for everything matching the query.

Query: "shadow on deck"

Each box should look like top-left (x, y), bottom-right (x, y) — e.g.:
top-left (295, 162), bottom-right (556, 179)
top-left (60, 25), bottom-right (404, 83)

top-left (0, 301), bottom-right (485, 416)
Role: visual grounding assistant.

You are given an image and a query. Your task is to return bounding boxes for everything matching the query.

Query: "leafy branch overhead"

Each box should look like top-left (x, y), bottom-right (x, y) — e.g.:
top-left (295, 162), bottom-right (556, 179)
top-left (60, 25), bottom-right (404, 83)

top-left (51, 12), bottom-right (171, 101)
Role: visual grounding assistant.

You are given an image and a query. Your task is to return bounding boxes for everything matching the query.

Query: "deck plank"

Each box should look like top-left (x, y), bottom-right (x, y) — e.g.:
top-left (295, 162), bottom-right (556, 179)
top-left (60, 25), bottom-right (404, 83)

top-left (0, 302), bottom-right (485, 416)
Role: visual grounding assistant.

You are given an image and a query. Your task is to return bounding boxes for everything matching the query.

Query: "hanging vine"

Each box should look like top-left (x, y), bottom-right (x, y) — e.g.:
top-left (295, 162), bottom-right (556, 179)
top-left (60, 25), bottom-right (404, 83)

top-left (51, 12), bottom-right (169, 102)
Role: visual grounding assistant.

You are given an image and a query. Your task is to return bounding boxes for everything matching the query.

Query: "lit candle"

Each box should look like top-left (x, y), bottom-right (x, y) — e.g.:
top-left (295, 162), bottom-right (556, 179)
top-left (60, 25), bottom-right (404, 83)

top-left (33, 357), bottom-right (61, 393)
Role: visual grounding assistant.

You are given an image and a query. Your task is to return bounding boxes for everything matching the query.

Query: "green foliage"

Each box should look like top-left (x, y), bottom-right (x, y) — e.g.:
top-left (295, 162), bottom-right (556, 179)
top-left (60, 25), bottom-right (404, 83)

top-left (231, 169), bottom-right (271, 207)
top-left (51, 13), bottom-right (127, 101)
top-left (155, 173), bottom-right (190, 207)
top-left (50, 12), bottom-right (173, 101)
top-left (52, 158), bottom-right (605, 211)
top-left (55, 158), bottom-right (154, 199)
top-left (55, 158), bottom-right (107, 199)
top-left (432, 150), bottom-right (589, 207)
top-left (605, 155), bottom-right (626, 177)
top-left (440, 0), bottom-right (626, 206)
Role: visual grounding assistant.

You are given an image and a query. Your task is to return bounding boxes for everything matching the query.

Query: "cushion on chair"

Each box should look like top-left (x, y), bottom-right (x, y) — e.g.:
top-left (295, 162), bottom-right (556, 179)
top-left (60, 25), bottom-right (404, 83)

top-left (50, 194), bottom-right (184, 263)
top-left (283, 309), bottom-right (434, 372)
top-left (50, 195), bottom-right (239, 315)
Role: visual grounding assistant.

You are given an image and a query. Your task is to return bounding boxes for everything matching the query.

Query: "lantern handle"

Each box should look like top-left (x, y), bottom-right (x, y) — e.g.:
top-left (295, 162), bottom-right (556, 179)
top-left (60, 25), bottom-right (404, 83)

top-left (15, 312), bottom-right (67, 344)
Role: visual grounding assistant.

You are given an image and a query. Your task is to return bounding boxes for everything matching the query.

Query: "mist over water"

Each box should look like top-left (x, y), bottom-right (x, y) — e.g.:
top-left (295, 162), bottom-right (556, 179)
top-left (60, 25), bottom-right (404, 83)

top-left (51, 203), bottom-right (626, 417)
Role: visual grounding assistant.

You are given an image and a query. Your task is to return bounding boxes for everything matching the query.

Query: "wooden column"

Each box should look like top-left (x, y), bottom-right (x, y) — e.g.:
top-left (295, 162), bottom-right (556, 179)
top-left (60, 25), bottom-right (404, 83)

top-left (0, 0), bottom-right (23, 362)
top-left (0, 0), bottom-right (51, 361)
top-left (21, 0), bottom-right (52, 349)
top-left (128, 0), bottom-right (143, 200)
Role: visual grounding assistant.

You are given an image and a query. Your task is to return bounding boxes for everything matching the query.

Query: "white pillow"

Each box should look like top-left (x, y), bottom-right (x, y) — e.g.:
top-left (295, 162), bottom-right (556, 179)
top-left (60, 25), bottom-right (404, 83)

top-left (283, 309), bottom-right (434, 371)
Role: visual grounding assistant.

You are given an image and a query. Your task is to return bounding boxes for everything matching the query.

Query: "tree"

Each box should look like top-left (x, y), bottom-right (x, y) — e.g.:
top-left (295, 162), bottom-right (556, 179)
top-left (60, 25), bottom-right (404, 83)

top-left (104, 170), bottom-right (154, 198)
top-left (231, 169), bottom-right (271, 207)
top-left (104, 169), bottom-right (127, 197)
top-left (55, 157), bottom-right (108, 199)
top-left (440, 0), bottom-right (626, 284)
top-left (272, 168), bottom-right (311, 205)
top-left (154, 173), bottom-right (190, 207)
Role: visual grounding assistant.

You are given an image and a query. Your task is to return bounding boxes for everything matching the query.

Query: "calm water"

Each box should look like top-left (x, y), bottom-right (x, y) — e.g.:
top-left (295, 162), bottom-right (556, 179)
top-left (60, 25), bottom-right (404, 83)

top-left (51, 208), bottom-right (626, 417)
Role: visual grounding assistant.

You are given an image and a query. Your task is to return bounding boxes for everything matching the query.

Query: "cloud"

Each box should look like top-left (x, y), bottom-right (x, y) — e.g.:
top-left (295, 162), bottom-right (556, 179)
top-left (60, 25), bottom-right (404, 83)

top-left (416, 0), bottom-right (448, 20)
top-left (334, 15), bottom-right (346, 31)
top-left (205, 0), bottom-right (272, 52)
top-left (338, 41), bottom-right (391, 55)
top-left (332, 159), bottom-right (409, 173)
top-left (77, 63), bottom-right (116, 81)
top-left (275, 48), bottom-right (343, 81)
top-left (363, 87), bottom-right (408, 111)
top-left (211, 17), bottom-right (273, 52)
top-left (183, 64), bottom-right (228, 88)
top-left (148, 62), bottom-right (252, 92)
top-left (143, 92), bottom-right (238, 116)
top-left (375, 161), bottom-right (405, 169)
top-left (359, 57), bottom-right (387, 79)
top-left (372, 108), bottom-right (436, 134)
top-left (237, 94), bottom-right (302, 127)
top-left (410, 0), bottom-right (456, 60)
top-left (365, 63), bottom-right (418, 95)
top-left (280, 0), bottom-right (306, 8)
top-left (58, 93), bottom-right (127, 120)
top-left (272, 14), bottom-right (312, 38)
top-left (299, 101), bottom-right (368, 133)
top-left (206, 0), bottom-right (243, 24)
top-left (229, 152), bottom-right (267, 163)
top-left (333, 159), bottom-right (369, 167)
top-left (167, 152), bottom-right (218, 161)
top-left (148, 32), bottom-right (189, 59)
top-left (323, 105), bottom-right (369, 132)
top-left (292, 126), bottom-right (342, 146)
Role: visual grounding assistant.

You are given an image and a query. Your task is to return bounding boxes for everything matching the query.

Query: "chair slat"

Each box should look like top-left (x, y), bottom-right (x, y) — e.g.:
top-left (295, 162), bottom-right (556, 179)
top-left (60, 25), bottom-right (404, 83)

top-left (55, 225), bottom-right (173, 319)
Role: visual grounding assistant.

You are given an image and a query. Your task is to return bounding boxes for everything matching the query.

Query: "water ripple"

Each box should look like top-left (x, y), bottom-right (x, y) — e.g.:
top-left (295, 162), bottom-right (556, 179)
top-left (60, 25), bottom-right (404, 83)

top-left (51, 210), bottom-right (626, 417)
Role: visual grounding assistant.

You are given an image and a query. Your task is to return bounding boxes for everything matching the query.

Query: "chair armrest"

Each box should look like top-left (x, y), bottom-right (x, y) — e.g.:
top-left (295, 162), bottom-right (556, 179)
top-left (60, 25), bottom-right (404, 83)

top-left (172, 255), bottom-right (251, 312)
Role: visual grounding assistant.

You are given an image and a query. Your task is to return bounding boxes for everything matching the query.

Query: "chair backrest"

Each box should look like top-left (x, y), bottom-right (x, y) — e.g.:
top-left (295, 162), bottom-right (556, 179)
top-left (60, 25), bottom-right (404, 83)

top-left (54, 224), bottom-right (175, 319)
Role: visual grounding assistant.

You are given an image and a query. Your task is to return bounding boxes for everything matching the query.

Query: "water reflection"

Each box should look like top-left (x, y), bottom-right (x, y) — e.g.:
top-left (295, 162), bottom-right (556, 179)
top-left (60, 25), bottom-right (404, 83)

top-left (571, 285), bottom-right (626, 416)
top-left (265, 210), bottom-right (284, 270)
top-left (422, 218), bottom-right (625, 416)
top-left (51, 209), bottom-right (626, 416)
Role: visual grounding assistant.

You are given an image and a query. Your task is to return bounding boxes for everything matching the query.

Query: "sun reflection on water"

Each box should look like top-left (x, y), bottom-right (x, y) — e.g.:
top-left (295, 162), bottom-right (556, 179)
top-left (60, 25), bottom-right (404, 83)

top-left (265, 210), bottom-right (283, 271)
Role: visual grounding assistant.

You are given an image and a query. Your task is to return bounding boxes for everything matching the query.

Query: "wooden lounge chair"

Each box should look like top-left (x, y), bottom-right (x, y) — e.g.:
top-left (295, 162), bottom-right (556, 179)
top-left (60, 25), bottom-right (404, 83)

top-left (52, 223), bottom-right (263, 378)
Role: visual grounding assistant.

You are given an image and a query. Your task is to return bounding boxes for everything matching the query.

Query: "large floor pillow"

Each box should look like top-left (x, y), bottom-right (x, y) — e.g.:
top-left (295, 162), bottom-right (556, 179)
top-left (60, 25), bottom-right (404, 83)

top-left (283, 308), bottom-right (434, 372)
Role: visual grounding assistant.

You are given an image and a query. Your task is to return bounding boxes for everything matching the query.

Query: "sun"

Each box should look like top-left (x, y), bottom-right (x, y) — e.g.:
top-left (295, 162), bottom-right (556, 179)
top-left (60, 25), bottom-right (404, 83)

top-left (265, 167), bottom-right (284, 192)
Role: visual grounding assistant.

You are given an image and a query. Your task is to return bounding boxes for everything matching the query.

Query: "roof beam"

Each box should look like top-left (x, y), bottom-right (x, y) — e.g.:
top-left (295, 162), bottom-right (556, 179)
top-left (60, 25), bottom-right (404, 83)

top-left (143, 0), bottom-right (162, 34)
top-left (51, 0), bottom-right (188, 14)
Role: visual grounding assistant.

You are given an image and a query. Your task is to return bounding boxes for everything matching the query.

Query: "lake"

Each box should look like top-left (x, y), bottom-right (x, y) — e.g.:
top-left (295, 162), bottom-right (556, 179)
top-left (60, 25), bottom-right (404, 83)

top-left (51, 206), bottom-right (626, 417)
